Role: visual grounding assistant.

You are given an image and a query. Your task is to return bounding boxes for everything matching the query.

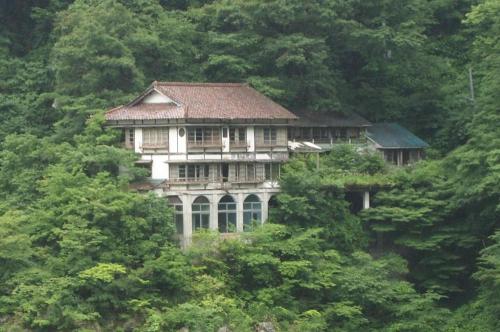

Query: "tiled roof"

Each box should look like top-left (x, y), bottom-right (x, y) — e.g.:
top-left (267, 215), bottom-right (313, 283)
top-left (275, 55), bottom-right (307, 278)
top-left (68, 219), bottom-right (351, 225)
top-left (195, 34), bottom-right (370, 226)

top-left (105, 82), bottom-right (297, 121)
top-left (367, 123), bottom-right (429, 149)
top-left (291, 109), bottom-right (371, 127)
top-left (106, 103), bottom-right (185, 120)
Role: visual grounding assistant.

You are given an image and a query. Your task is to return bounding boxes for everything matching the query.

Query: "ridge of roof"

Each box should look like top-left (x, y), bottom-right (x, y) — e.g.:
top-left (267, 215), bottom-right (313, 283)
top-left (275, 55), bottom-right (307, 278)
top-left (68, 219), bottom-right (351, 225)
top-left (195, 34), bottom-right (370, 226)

top-left (155, 81), bottom-right (248, 87)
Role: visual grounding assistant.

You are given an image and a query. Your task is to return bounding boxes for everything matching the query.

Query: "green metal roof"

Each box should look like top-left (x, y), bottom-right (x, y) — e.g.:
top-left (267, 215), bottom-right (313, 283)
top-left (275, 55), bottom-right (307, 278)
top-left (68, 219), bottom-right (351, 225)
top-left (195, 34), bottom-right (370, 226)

top-left (366, 123), bottom-right (429, 149)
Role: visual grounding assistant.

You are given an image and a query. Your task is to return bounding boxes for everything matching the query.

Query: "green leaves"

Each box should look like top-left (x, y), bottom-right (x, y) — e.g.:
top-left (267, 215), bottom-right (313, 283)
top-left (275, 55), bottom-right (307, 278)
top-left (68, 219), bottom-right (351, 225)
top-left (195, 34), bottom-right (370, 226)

top-left (79, 263), bottom-right (126, 283)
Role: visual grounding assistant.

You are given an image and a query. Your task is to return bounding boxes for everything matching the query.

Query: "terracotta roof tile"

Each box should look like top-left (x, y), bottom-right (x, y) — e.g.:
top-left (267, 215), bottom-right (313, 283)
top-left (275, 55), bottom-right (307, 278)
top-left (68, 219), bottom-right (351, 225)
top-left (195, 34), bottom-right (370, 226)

top-left (106, 103), bottom-right (185, 121)
top-left (105, 82), bottom-right (297, 122)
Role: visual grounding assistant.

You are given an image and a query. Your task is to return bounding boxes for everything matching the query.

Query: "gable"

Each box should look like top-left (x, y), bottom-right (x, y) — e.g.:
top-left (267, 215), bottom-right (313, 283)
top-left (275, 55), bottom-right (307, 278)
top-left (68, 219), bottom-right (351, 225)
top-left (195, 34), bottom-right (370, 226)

top-left (142, 90), bottom-right (175, 104)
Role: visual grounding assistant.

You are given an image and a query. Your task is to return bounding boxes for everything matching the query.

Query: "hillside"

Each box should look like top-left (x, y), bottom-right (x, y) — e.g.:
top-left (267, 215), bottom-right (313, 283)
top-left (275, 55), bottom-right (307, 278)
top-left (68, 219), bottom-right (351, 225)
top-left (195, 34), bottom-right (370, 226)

top-left (0, 0), bottom-right (499, 331)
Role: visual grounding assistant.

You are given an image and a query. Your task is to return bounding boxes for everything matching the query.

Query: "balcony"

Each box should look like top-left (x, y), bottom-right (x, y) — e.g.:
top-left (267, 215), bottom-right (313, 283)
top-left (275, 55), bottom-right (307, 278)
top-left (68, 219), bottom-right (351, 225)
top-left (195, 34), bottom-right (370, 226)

top-left (140, 143), bottom-right (169, 152)
top-left (231, 176), bottom-right (266, 184)
top-left (289, 137), bottom-right (366, 145)
top-left (229, 141), bottom-right (248, 149)
top-left (187, 141), bottom-right (223, 149)
top-left (166, 176), bottom-right (266, 186)
top-left (166, 177), bottom-right (212, 185)
top-left (254, 140), bottom-right (287, 148)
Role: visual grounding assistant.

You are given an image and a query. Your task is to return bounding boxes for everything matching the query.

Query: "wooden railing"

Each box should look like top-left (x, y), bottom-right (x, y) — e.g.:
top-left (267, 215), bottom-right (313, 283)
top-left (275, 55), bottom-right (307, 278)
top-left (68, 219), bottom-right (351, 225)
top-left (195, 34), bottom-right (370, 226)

top-left (166, 176), bottom-right (266, 185)
top-left (166, 177), bottom-right (212, 184)
top-left (231, 176), bottom-right (266, 184)
top-left (289, 137), bottom-right (366, 144)
top-left (255, 140), bottom-right (287, 148)
top-left (141, 143), bottom-right (169, 149)
top-left (187, 141), bottom-right (223, 148)
top-left (230, 141), bottom-right (248, 148)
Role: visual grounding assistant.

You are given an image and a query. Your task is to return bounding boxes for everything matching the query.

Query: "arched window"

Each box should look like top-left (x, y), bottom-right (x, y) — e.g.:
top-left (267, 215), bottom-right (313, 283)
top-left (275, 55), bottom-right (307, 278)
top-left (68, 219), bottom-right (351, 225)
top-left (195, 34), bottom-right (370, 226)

top-left (268, 195), bottom-right (279, 221)
top-left (192, 196), bottom-right (210, 231)
top-left (167, 196), bottom-right (183, 234)
top-left (218, 195), bottom-right (237, 233)
top-left (243, 194), bottom-right (261, 231)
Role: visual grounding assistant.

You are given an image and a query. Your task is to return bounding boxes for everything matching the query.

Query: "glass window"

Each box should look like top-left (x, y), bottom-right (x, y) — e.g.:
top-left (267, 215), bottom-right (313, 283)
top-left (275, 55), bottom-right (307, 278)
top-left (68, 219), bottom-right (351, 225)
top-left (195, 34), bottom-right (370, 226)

top-left (246, 164), bottom-right (255, 180)
top-left (243, 194), bottom-right (261, 231)
top-left (168, 196), bottom-right (183, 235)
top-left (265, 163), bottom-right (280, 181)
top-left (126, 128), bottom-right (135, 148)
top-left (143, 128), bottom-right (168, 147)
top-left (230, 128), bottom-right (246, 145)
top-left (218, 195), bottom-right (237, 233)
top-left (177, 164), bottom-right (210, 181)
top-left (178, 165), bottom-right (186, 179)
top-left (263, 128), bottom-right (277, 145)
top-left (192, 196), bottom-right (210, 231)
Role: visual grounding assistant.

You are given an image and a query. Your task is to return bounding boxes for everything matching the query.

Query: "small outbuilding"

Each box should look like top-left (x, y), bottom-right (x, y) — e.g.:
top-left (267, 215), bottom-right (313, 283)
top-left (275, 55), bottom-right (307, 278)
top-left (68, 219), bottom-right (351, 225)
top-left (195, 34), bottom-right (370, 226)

top-left (366, 123), bottom-right (429, 166)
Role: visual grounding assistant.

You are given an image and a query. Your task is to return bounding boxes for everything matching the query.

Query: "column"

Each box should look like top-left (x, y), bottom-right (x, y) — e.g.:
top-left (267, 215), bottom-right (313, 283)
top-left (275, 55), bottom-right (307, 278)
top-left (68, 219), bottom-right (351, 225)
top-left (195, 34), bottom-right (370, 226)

top-left (261, 193), bottom-right (269, 224)
top-left (237, 192), bottom-right (244, 232)
top-left (182, 193), bottom-right (192, 248)
top-left (397, 150), bottom-right (403, 166)
top-left (210, 194), bottom-right (219, 231)
top-left (363, 191), bottom-right (370, 210)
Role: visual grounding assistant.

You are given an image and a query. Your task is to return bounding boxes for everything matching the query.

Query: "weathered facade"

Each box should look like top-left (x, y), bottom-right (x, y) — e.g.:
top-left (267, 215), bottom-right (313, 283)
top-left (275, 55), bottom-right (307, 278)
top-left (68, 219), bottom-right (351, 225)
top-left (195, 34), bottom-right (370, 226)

top-left (106, 82), bottom-right (297, 246)
top-left (366, 123), bottom-right (429, 166)
top-left (105, 81), bottom-right (428, 245)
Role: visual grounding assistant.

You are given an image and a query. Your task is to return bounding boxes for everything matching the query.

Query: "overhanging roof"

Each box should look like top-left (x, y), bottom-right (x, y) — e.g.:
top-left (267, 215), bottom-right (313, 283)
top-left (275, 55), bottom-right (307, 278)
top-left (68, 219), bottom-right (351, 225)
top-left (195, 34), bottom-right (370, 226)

top-left (291, 109), bottom-right (371, 127)
top-left (105, 82), bottom-right (297, 122)
top-left (366, 123), bottom-right (429, 149)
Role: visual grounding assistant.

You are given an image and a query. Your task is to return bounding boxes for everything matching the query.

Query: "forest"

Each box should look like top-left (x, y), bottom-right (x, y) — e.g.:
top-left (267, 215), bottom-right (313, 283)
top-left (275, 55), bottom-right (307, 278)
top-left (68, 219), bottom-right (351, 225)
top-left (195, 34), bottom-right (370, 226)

top-left (0, 0), bottom-right (499, 331)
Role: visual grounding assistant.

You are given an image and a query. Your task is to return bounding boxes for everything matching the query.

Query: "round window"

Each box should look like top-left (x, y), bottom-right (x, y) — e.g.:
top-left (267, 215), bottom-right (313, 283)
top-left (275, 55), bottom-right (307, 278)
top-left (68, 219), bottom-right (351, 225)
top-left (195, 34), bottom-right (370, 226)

top-left (179, 128), bottom-right (185, 137)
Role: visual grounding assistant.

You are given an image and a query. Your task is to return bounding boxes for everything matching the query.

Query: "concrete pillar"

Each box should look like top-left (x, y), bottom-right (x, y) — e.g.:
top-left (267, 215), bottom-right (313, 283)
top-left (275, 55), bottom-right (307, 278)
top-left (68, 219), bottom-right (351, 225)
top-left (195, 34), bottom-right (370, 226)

top-left (397, 150), bottom-right (403, 166)
top-left (210, 194), bottom-right (219, 231)
top-left (182, 193), bottom-right (192, 247)
top-left (261, 193), bottom-right (269, 224)
top-left (363, 191), bottom-right (370, 210)
top-left (237, 193), bottom-right (244, 232)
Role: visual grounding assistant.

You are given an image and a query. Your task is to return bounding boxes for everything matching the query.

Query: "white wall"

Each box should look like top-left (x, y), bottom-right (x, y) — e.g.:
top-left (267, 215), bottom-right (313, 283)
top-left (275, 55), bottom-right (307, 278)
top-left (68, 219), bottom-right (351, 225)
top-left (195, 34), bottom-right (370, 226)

top-left (222, 127), bottom-right (230, 153)
top-left (247, 126), bottom-right (255, 152)
top-left (134, 128), bottom-right (143, 153)
top-left (143, 91), bottom-right (174, 104)
top-left (178, 127), bottom-right (187, 153)
top-left (151, 155), bottom-right (169, 179)
top-left (169, 127), bottom-right (178, 153)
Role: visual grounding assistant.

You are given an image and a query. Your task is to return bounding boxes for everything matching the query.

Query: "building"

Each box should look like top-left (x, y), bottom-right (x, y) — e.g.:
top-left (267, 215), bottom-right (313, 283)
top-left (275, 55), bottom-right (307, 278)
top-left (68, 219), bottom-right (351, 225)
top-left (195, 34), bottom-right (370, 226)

top-left (287, 109), bottom-right (371, 153)
top-left (366, 123), bottom-right (429, 166)
top-left (106, 81), bottom-right (297, 246)
top-left (105, 81), bottom-right (428, 245)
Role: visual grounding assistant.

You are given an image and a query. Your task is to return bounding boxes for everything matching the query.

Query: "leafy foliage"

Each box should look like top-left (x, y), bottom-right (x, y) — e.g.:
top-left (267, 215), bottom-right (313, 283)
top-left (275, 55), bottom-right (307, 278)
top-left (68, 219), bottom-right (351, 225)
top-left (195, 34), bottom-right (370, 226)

top-left (0, 0), bottom-right (499, 330)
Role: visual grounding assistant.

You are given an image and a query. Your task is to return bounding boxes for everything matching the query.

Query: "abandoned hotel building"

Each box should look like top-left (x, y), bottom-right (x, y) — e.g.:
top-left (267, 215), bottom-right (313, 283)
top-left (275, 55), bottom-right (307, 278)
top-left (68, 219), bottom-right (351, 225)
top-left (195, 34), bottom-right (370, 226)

top-left (105, 82), bottom-right (428, 244)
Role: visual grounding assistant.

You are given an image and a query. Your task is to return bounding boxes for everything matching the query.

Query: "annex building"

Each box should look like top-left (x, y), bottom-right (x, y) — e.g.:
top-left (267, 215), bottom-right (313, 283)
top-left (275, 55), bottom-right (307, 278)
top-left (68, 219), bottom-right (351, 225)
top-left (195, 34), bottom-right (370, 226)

top-left (105, 81), bottom-right (428, 245)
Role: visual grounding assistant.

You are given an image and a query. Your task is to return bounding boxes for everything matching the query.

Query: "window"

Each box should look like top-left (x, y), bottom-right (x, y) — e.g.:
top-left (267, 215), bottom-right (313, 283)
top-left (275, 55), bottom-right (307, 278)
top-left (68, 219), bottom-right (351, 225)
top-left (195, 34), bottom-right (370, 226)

top-left (265, 163), bottom-right (280, 181)
top-left (218, 195), bottom-right (236, 233)
top-left (263, 128), bottom-right (277, 145)
top-left (243, 194), bottom-right (261, 231)
top-left (229, 128), bottom-right (247, 147)
top-left (235, 163), bottom-right (256, 182)
top-left (168, 196), bottom-right (183, 235)
top-left (143, 127), bottom-right (168, 148)
top-left (125, 128), bottom-right (135, 148)
top-left (178, 164), bottom-right (210, 181)
top-left (187, 127), bottom-right (221, 147)
top-left (192, 196), bottom-right (210, 231)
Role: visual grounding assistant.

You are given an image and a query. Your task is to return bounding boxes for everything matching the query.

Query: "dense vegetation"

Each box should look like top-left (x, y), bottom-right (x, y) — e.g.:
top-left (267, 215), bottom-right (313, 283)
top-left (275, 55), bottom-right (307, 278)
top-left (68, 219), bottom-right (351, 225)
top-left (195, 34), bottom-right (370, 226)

top-left (0, 0), bottom-right (498, 330)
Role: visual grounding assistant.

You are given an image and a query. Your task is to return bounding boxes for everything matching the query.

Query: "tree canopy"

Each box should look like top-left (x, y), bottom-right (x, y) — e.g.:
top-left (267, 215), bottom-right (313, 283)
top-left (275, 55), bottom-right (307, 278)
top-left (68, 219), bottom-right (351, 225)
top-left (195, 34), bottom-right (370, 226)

top-left (0, 0), bottom-right (499, 330)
